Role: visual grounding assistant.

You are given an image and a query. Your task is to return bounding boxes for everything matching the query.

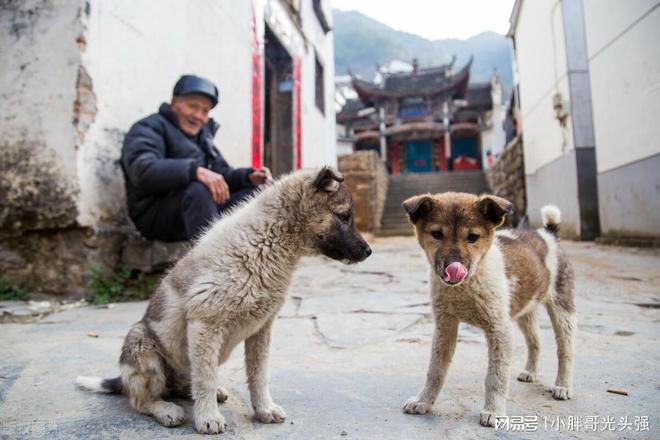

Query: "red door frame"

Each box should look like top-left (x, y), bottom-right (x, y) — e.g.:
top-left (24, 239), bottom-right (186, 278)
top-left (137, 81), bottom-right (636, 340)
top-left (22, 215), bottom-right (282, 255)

top-left (293, 56), bottom-right (302, 169)
top-left (437, 136), bottom-right (447, 171)
top-left (251, 6), bottom-right (263, 169)
top-left (389, 139), bottom-right (400, 175)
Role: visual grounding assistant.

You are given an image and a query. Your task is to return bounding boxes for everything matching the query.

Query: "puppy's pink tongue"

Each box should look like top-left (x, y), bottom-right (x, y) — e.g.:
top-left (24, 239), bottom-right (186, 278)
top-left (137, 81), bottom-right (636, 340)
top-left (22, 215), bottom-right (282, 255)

top-left (444, 262), bottom-right (468, 283)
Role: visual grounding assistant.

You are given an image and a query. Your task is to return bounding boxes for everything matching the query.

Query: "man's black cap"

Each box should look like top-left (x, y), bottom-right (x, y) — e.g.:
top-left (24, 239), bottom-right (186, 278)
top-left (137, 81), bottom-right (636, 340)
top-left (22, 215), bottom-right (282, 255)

top-left (173, 75), bottom-right (219, 108)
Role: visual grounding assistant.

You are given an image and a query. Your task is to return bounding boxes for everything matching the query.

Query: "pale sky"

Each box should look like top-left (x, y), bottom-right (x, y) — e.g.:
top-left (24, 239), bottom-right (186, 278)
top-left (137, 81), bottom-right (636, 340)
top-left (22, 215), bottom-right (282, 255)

top-left (331, 0), bottom-right (516, 40)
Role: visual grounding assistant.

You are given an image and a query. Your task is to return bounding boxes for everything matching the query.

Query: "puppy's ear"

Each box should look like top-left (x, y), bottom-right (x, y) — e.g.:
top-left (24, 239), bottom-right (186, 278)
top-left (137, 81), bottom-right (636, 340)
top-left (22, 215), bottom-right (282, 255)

top-left (313, 166), bottom-right (344, 192)
top-left (477, 195), bottom-right (513, 226)
top-left (402, 195), bottom-right (434, 223)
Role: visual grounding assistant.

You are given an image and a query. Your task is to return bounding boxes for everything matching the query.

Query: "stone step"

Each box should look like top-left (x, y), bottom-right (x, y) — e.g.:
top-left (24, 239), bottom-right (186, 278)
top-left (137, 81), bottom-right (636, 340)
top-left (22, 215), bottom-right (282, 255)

top-left (381, 214), bottom-right (411, 223)
top-left (384, 188), bottom-right (488, 203)
top-left (381, 223), bottom-right (413, 231)
top-left (386, 183), bottom-right (488, 190)
top-left (377, 171), bottom-right (490, 236)
top-left (374, 227), bottom-right (415, 237)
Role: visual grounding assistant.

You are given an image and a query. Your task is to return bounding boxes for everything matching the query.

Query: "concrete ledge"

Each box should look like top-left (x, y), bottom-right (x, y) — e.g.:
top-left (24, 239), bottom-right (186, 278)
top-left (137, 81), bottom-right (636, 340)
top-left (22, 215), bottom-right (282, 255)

top-left (120, 235), bottom-right (190, 273)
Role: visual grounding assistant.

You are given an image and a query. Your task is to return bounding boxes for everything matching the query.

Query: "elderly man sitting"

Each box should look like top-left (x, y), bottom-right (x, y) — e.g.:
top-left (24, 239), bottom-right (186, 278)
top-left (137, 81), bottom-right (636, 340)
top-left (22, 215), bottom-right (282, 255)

top-left (121, 75), bottom-right (270, 241)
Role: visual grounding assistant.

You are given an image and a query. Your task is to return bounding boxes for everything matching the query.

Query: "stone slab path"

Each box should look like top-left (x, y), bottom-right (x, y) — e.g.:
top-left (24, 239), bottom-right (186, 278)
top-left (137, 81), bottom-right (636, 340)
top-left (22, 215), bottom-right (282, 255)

top-left (1, 237), bottom-right (658, 439)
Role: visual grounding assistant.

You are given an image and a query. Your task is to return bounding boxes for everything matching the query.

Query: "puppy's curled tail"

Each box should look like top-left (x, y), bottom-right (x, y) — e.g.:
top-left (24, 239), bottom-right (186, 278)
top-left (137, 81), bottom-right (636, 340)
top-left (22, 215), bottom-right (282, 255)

top-left (541, 205), bottom-right (561, 236)
top-left (76, 375), bottom-right (122, 394)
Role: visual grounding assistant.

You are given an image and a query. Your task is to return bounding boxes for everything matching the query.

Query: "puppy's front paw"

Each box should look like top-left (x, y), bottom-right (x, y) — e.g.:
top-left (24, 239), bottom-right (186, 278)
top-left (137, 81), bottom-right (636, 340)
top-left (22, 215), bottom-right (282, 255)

top-left (255, 403), bottom-right (287, 424)
top-left (479, 410), bottom-right (504, 427)
top-left (194, 412), bottom-right (227, 434)
top-left (552, 386), bottom-right (571, 400)
top-left (153, 402), bottom-right (185, 427)
top-left (517, 370), bottom-right (537, 382)
top-left (216, 385), bottom-right (229, 403)
top-left (403, 397), bottom-right (433, 415)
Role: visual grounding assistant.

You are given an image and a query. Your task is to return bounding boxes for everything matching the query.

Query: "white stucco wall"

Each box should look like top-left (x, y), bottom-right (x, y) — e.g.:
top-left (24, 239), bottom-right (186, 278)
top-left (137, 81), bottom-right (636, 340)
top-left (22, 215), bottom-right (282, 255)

top-left (513, 0), bottom-right (576, 176)
top-left (76, 0), bottom-right (337, 229)
top-left (583, 0), bottom-right (660, 173)
top-left (511, 0), bottom-right (583, 235)
top-left (2, 0), bottom-right (338, 233)
top-left (77, 0), bottom-right (254, 229)
top-left (300, 0), bottom-right (337, 167)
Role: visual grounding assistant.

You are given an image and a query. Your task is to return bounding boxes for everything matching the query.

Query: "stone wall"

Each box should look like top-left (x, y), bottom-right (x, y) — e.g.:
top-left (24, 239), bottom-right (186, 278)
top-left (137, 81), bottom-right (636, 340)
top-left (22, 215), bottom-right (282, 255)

top-left (486, 135), bottom-right (526, 227)
top-left (337, 151), bottom-right (388, 232)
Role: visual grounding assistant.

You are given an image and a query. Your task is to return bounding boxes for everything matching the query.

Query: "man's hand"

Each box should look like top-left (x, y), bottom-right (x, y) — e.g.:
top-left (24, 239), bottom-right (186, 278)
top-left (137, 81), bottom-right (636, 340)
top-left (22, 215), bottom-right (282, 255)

top-left (249, 167), bottom-right (272, 186)
top-left (196, 167), bottom-right (230, 204)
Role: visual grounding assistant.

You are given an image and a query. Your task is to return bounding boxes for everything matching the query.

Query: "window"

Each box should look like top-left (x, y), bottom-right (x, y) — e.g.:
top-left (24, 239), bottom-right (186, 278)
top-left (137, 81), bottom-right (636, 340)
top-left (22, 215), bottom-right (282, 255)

top-left (315, 55), bottom-right (325, 114)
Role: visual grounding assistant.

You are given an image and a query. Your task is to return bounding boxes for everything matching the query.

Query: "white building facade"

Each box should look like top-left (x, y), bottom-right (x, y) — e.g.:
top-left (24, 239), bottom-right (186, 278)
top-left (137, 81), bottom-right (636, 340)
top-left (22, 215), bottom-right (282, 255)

top-left (508, 0), bottom-right (660, 240)
top-left (1, 0), bottom-right (336, 233)
top-left (0, 0), bottom-right (337, 294)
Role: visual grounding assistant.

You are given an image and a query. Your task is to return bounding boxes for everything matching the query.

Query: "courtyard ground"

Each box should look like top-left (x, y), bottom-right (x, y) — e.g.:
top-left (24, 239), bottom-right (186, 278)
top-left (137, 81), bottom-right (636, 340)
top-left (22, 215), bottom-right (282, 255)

top-left (1, 236), bottom-right (658, 439)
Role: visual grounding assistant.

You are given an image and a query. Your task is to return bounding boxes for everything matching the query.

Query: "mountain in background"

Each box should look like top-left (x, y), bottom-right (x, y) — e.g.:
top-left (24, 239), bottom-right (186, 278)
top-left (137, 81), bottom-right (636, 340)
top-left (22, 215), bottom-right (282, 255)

top-left (333, 9), bottom-right (513, 98)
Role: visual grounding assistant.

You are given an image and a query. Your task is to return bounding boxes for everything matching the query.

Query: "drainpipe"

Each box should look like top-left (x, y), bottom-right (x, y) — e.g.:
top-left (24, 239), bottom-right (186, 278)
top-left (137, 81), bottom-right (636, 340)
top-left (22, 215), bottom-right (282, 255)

top-left (560, 0), bottom-right (601, 239)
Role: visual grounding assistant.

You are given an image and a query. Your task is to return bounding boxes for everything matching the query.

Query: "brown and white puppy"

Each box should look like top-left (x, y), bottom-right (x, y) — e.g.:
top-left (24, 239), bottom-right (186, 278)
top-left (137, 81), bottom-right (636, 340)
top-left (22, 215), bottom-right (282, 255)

top-left (401, 192), bottom-right (576, 427)
top-left (77, 167), bottom-right (371, 434)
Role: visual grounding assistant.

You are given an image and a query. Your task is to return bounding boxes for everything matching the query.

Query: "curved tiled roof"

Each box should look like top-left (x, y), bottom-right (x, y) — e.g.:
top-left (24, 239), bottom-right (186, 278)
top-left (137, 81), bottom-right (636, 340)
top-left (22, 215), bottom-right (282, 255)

top-left (337, 98), bottom-right (366, 120)
top-left (351, 56), bottom-right (473, 105)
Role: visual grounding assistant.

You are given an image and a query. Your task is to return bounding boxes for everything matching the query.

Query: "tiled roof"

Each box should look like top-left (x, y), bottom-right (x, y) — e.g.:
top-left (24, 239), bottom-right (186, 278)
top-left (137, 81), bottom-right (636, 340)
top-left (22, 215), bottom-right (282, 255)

top-left (352, 57), bottom-right (473, 105)
top-left (465, 83), bottom-right (493, 109)
top-left (337, 99), bottom-right (366, 119)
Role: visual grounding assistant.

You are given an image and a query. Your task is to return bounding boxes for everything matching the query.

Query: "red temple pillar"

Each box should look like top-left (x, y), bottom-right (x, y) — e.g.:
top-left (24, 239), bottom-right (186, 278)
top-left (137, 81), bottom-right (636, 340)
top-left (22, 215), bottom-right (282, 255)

top-left (389, 139), bottom-right (400, 175)
top-left (437, 136), bottom-right (447, 171)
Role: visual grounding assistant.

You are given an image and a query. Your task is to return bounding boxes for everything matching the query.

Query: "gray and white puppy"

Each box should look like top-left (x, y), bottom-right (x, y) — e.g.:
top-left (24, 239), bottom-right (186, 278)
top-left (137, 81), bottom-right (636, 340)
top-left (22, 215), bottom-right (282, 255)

top-left (77, 166), bottom-right (371, 434)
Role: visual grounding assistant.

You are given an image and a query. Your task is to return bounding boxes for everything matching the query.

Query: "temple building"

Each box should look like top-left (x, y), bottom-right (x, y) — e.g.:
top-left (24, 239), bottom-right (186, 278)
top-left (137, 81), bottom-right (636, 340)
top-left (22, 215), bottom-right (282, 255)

top-left (337, 58), bottom-right (502, 174)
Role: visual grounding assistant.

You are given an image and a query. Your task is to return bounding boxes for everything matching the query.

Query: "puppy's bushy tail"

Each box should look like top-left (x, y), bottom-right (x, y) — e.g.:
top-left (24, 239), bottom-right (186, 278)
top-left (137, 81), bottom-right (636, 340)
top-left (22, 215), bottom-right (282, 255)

top-left (76, 375), bottom-right (122, 394)
top-left (541, 205), bottom-right (561, 236)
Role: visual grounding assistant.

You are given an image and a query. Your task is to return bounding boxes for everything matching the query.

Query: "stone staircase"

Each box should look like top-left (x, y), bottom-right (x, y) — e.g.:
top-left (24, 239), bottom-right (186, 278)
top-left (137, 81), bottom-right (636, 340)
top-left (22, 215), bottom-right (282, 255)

top-left (377, 171), bottom-right (491, 236)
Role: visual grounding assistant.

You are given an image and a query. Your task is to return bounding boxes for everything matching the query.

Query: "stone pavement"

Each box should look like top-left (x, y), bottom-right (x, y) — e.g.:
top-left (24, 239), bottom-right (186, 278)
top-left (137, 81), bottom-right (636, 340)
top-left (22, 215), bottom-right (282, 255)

top-left (1, 237), bottom-right (658, 439)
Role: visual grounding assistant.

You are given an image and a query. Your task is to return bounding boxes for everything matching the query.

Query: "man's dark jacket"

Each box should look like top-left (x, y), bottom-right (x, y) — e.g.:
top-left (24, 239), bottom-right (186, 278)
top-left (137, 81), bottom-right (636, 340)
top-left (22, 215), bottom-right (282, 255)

top-left (121, 103), bottom-right (254, 222)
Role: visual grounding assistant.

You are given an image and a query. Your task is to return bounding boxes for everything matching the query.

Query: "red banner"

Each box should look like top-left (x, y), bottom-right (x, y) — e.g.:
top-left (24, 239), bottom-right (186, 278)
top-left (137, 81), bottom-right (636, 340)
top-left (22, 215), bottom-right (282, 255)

top-left (293, 56), bottom-right (302, 169)
top-left (251, 5), bottom-right (263, 169)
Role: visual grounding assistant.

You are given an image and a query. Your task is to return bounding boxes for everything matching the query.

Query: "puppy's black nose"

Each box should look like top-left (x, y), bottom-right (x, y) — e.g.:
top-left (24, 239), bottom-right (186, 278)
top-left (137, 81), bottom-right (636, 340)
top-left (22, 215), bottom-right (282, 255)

top-left (365, 246), bottom-right (372, 257)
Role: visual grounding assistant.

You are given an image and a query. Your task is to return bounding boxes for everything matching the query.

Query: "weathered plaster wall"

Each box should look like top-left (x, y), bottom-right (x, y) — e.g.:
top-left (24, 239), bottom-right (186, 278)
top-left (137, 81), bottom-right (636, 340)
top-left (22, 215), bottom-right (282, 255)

top-left (0, 0), bottom-right (83, 234)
